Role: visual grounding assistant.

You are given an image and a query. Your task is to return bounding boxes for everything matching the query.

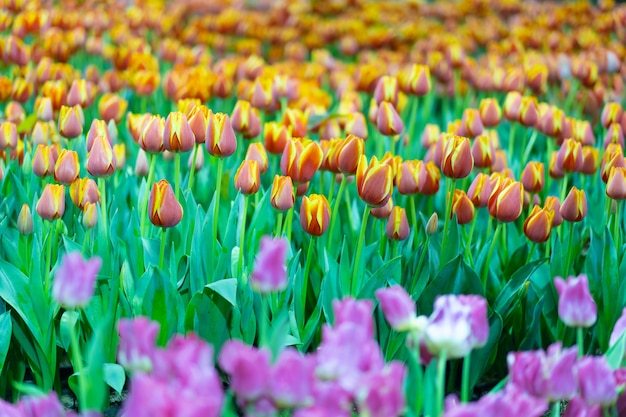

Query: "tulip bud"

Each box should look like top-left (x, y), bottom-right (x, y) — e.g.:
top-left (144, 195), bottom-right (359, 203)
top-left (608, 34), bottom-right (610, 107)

top-left (376, 101), bottom-right (404, 136)
top-left (488, 179), bottom-right (524, 222)
top-left (300, 194), bottom-right (330, 236)
top-left (549, 151), bottom-right (565, 179)
top-left (398, 64), bottom-right (431, 96)
top-left (471, 134), bottom-right (495, 169)
top-left (604, 123), bottom-right (624, 149)
top-left (524, 205), bottom-right (555, 243)
top-left (162, 112), bottom-right (195, 153)
top-left (148, 180), bottom-right (183, 228)
top-left (356, 155), bottom-right (393, 207)
top-left (525, 63), bottom-right (548, 95)
top-left (187, 105), bottom-right (210, 144)
top-left (580, 146), bottom-right (599, 175)
top-left (127, 112), bottom-right (150, 143)
top-left (418, 161), bottom-right (441, 195)
top-left (518, 96), bottom-right (538, 127)
top-left (373, 75), bottom-right (399, 107)
top-left (135, 149), bottom-right (149, 177)
top-left (234, 160), bottom-right (260, 195)
top-left (17, 203), bottom-right (33, 235)
top-left (337, 134), bottom-right (365, 175)
top-left (138, 115), bottom-right (165, 153)
top-left (70, 178), bottom-right (100, 210)
top-left (479, 98), bottom-right (502, 128)
top-left (35, 97), bottom-right (53, 122)
top-left (441, 134), bottom-right (473, 179)
top-left (397, 160), bottom-right (421, 195)
top-left (503, 91), bottom-right (522, 121)
top-left (371, 198), bottom-right (394, 219)
top-left (281, 138), bottom-right (323, 184)
top-left (451, 190), bottom-right (474, 225)
top-left (602, 103), bottom-right (623, 129)
top-left (270, 175), bottom-right (294, 211)
top-left (344, 112), bottom-right (368, 140)
top-left (426, 212), bottom-right (438, 235)
top-left (98, 93), bottom-right (128, 124)
top-left (606, 167), bottom-right (626, 200)
top-left (36, 184), bottom-right (66, 221)
top-left (87, 134), bottom-right (116, 177)
top-left (250, 78), bottom-right (276, 111)
top-left (86, 119), bottom-right (112, 152)
top-left (82, 202), bottom-right (98, 229)
top-left (467, 173), bottom-right (492, 208)
top-left (560, 187), bottom-right (587, 223)
top-left (231, 100), bottom-right (261, 139)
top-left (386, 206), bottom-right (410, 240)
top-left (206, 113), bottom-right (237, 158)
top-left (245, 142), bottom-right (269, 174)
top-left (554, 274), bottom-right (597, 328)
top-left (54, 150), bottom-right (80, 184)
top-left (0, 121), bottom-right (17, 150)
top-left (264, 121), bottom-right (290, 155)
top-left (421, 124), bottom-right (440, 149)
top-left (32, 144), bottom-right (57, 177)
top-left (521, 161), bottom-right (545, 193)
top-left (282, 108), bottom-right (308, 138)
top-left (537, 106), bottom-right (566, 139)
top-left (461, 108), bottom-right (483, 138)
top-left (58, 105), bottom-right (84, 139)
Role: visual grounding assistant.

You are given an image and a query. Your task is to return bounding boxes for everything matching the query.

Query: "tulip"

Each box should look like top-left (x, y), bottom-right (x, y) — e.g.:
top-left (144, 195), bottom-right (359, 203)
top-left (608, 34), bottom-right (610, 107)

top-left (441, 134), bottom-right (473, 179)
top-left (337, 134), bottom-right (365, 175)
top-left (0, 121), bottom-right (17, 150)
top-left (397, 160), bottom-right (421, 195)
top-left (139, 115), bottom-right (165, 154)
top-left (270, 175), bottom-right (294, 211)
top-left (117, 317), bottom-right (159, 373)
top-left (17, 204), bottom-right (33, 235)
top-left (251, 236), bottom-right (288, 293)
top-left (451, 190), bottom-right (474, 225)
top-left (577, 357), bottom-right (617, 406)
top-left (187, 105), bottom-right (210, 144)
top-left (488, 179), bottom-right (524, 222)
top-left (554, 274), bottom-right (597, 328)
top-left (53, 150), bottom-right (80, 184)
top-left (231, 100), bottom-right (261, 139)
top-left (344, 112), bottom-right (368, 140)
top-left (87, 135), bottom-right (116, 177)
top-left (418, 161), bottom-right (441, 195)
top-left (471, 134), bottom-right (495, 169)
top-left (580, 146), bottom-right (599, 175)
top-left (375, 286), bottom-right (417, 331)
top-left (503, 91), bottom-right (522, 121)
top-left (548, 151), bottom-right (565, 179)
top-left (148, 180), bottom-right (183, 228)
top-left (572, 120), bottom-right (595, 146)
top-left (269, 349), bottom-right (316, 409)
top-left (601, 144), bottom-right (625, 183)
top-left (518, 96), bottom-right (538, 127)
top-left (69, 178), bottom-right (100, 210)
top-left (300, 194), bottom-right (330, 236)
top-left (604, 123), bottom-right (624, 149)
top-left (250, 78), bottom-right (276, 111)
top-left (556, 139), bottom-right (583, 173)
top-left (282, 108), bottom-right (308, 138)
top-left (98, 93), bottom-right (128, 124)
top-left (245, 143), bottom-right (269, 174)
top-left (371, 198), bottom-right (394, 219)
top-left (421, 124), bottom-right (441, 148)
top-left (82, 202), bottom-right (98, 229)
top-left (398, 64), bottom-right (431, 96)
top-left (36, 184), bottom-right (65, 221)
top-left (135, 149), bottom-right (149, 177)
top-left (524, 205), bottom-right (555, 243)
top-left (206, 113), bottom-right (237, 158)
top-left (611, 308), bottom-right (626, 348)
top-left (520, 161), bottom-right (545, 194)
top-left (263, 121), bottom-right (291, 155)
top-left (386, 206), bottom-right (410, 241)
top-left (602, 102), bottom-right (623, 128)
top-left (479, 98), bottom-right (502, 127)
top-left (127, 112), bottom-right (151, 143)
top-left (32, 144), bottom-right (57, 177)
top-left (58, 105), bottom-right (84, 139)
top-left (219, 340), bottom-right (271, 402)
top-left (234, 160), bottom-right (260, 195)
top-left (538, 106), bottom-right (566, 139)
top-left (461, 108), bottom-right (483, 138)
top-left (356, 155), bottom-right (393, 207)
top-left (162, 112), bottom-right (195, 153)
top-left (376, 101), bottom-right (404, 136)
top-left (281, 138), bottom-right (323, 184)
top-left (468, 173), bottom-right (492, 207)
top-left (544, 196), bottom-right (563, 227)
top-left (373, 75), bottom-right (399, 106)
top-left (53, 251), bottom-right (102, 308)
top-left (86, 119), bottom-right (112, 152)
top-left (560, 187), bottom-right (587, 223)
top-left (606, 167), bottom-right (626, 200)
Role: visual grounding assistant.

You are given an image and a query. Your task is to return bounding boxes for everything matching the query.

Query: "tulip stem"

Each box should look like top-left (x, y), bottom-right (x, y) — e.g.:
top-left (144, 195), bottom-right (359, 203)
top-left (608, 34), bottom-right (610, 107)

top-left (97, 178), bottom-right (108, 238)
top-left (411, 236), bottom-right (430, 295)
top-left (507, 123), bottom-right (517, 160)
top-left (409, 332), bottom-right (424, 415)
top-left (577, 327), bottom-right (584, 357)
top-left (351, 205), bottom-right (371, 297)
top-left (461, 354), bottom-right (471, 403)
top-left (440, 179), bottom-right (457, 267)
top-left (187, 144), bottom-right (199, 191)
top-left (302, 237), bottom-right (315, 317)
top-left (526, 242), bottom-right (536, 264)
top-left (44, 221), bottom-right (54, 295)
top-left (140, 154), bottom-right (157, 236)
top-left (285, 205), bottom-right (294, 243)
top-left (159, 229), bottom-right (167, 270)
top-left (551, 401), bottom-right (561, 417)
top-left (409, 196), bottom-right (417, 233)
top-left (260, 295), bottom-right (268, 348)
top-left (327, 175), bottom-right (347, 256)
top-left (436, 350), bottom-right (447, 417)
top-left (238, 194), bottom-right (249, 280)
top-left (465, 214), bottom-right (477, 267)
top-left (212, 158), bottom-right (224, 251)
top-left (481, 223), bottom-right (502, 290)
top-left (565, 222), bottom-right (575, 276)
top-left (521, 129), bottom-right (538, 166)
top-left (275, 212), bottom-right (283, 237)
top-left (613, 200), bottom-right (621, 253)
top-left (174, 153), bottom-right (181, 201)
top-left (69, 312), bottom-right (87, 412)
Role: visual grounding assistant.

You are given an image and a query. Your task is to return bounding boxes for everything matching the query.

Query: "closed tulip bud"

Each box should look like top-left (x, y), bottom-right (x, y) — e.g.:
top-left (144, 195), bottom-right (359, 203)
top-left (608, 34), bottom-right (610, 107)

top-left (187, 105), bottom-right (210, 144)
top-left (281, 138), bottom-right (323, 184)
top-left (148, 180), bottom-right (183, 228)
top-left (67, 79), bottom-right (94, 108)
top-left (399, 64), bottom-right (431, 96)
top-left (521, 161), bottom-right (545, 193)
top-left (337, 134), bottom-right (364, 175)
top-left (54, 150), bottom-right (80, 184)
top-left (397, 160), bottom-right (421, 195)
top-left (426, 212), bottom-right (439, 235)
top-left (518, 97), bottom-right (538, 127)
top-left (549, 151), bottom-right (565, 179)
top-left (17, 204), bottom-right (33, 235)
top-left (36, 184), bottom-right (65, 221)
top-left (580, 146), bottom-right (599, 175)
top-left (250, 78), bottom-right (276, 111)
top-left (452, 190), bottom-right (475, 225)
top-left (544, 196), bottom-right (563, 227)
top-left (604, 123), bottom-right (624, 149)
top-left (87, 135), bottom-right (116, 177)
top-left (282, 108), bottom-right (308, 138)
top-left (135, 149), bottom-right (149, 177)
top-left (113, 144), bottom-right (126, 170)
top-left (82, 202), bottom-right (98, 229)
top-left (467, 173), bottom-right (492, 207)
top-left (386, 206), bottom-right (410, 240)
top-left (231, 100), bottom-right (261, 139)
top-left (479, 98), bottom-right (502, 127)
top-left (418, 161), bottom-right (441, 195)
top-left (264, 121), bottom-right (290, 155)
top-left (602, 103), bottom-right (623, 128)
top-left (58, 105), bottom-right (84, 139)
top-left (32, 144), bottom-right (57, 177)
top-left (206, 113), bottom-right (237, 158)
top-left (560, 187), bottom-right (587, 223)
top-left (11, 78), bottom-right (33, 103)
top-left (5, 101), bottom-right (25, 124)
top-left (32, 121), bottom-right (52, 146)
top-left (139, 115), bottom-right (165, 153)
top-left (538, 106), bottom-right (566, 139)
top-left (318, 119), bottom-right (341, 141)
top-left (601, 144), bottom-right (625, 183)
top-left (270, 175), bottom-right (294, 211)
top-left (441, 134), bottom-right (474, 179)
top-left (371, 198), bottom-right (394, 219)
top-left (235, 160), bottom-right (260, 195)
top-left (503, 91), bottom-right (522, 121)
top-left (300, 194), bottom-right (330, 236)
top-left (86, 119), bottom-right (111, 152)
top-left (376, 101), bottom-right (404, 136)
top-left (461, 108), bottom-right (483, 138)
top-left (98, 93), bottom-right (128, 124)
top-left (356, 155), bottom-right (393, 207)
top-left (127, 112), bottom-right (150, 143)
top-left (524, 205), bottom-right (555, 243)
top-left (70, 178), bottom-right (100, 210)
top-left (245, 143), bottom-right (269, 174)
top-left (606, 167), bottom-right (626, 200)
top-left (525, 63), bottom-right (548, 95)
top-left (344, 112), bottom-right (368, 140)
top-left (488, 179), bottom-right (524, 222)
top-left (421, 124), bottom-right (440, 149)
top-left (35, 97), bottom-right (54, 121)
top-left (373, 75), bottom-right (399, 106)
top-left (471, 134), bottom-right (495, 169)
top-left (556, 139), bottom-right (583, 173)
top-left (572, 120), bottom-right (595, 146)
top-left (162, 112), bottom-right (195, 153)
top-left (0, 121), bottom-right (17, 150)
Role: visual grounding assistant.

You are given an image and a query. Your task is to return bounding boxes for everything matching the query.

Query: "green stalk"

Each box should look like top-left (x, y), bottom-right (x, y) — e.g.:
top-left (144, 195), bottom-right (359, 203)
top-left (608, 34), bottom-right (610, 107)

top-left (238, 194), bottom-right (249, 280)
top-left (274, 212), bottom-right (283, 237)
top-left (565, 221), bottom-right (575, 276)
top-left (70, 313), bottom-right (87, 412)
top-left (285, 204), bottom-right (294, 242)
top-left (481, 223), bottom-right (502, 289)
top-left (97, 178), bottom-right (108, 237)
top-left (351, 205), bottom-right (371, 296)
top-left (410, 332), bottom-right (424, 415)
top-left (158, 228), bottom-right (167, 270)
top-left (526, 242), bottom-right (536, 264)
top-left (411, 236), bottom-right (430, 295)
top-left (577, 327), bottom-right (584, 357)
top-left (327, 175), bottom-right (347, 256)
top-left (508, 123), bottom-right (517, 161)
top-left (436, 350), bottom-right (448, 417)
top-left (551, 402), bottom-right (561, 417)
top-left (140, 153), bottom-right (157, 235)
top-left (559, 176), bottom-right (569, 203)
top-left (440, 178), bottom-right (457, 266)
top-left (44, 221), bottom-right (54, 295)
top-left (174, 153), bottom-right (181, 201)
top-left (465, 214), bottom-right (477, 267)
top-left (187, 144), bottom-right (200, 191)
top-left (461, 354), bottom-right (471, 403)
top-left (613, 200), bottom-right (621, 253)
top-left (521, 129), bottom-right (538, 166)
top-left (212, 158), bottom-right (225, 251)
top-left (301, 236), bottom-right (316, 316)
top-left (409, 195), bottom-right (417, 232)
top-left (260, 295), bottom-right (268, 348)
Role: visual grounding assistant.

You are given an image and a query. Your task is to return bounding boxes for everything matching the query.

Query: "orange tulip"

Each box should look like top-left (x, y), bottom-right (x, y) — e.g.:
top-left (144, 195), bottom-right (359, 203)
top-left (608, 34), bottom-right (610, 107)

top-left (148, 180), bottom-right (183, 228)
top-left (488, 179), bottom-right (524, 222)
top-left (70, 178), bottom-right (100, 210)
top-left (606, 167), bottom-right (626, 200)
top-left (281, 138), bottom-right (323, 184)
top-left (270, 175), bottom-right (294, 211)
top-left (54, 150), bottom-right (80, 184)
top-left (386, 206), bottom-right (410, 240)
top-left (441, 134), bottom-right (473, 179)
top-left (451, 190), bottom-right (475, 225)
top-left (524, 205), bottom-right (555, 243)
top-left (58, 105), bottom-right (84, 139)
top-left (560, 187), bottom-right (587, 223)
top-left (356, 155), bottom-right (394, 207)
top-left (234, 160), bottom-right (261, 195)
top-left (521, 161), bottom-right (545, 193)
top-left (87, 135), bottom-right (116, 177)
top-left (162, 111), bottom-right (195, 153)
top-left (206, 113), bottom-right (237, 158)
top-left (300, 194), bottom-right (330, 236)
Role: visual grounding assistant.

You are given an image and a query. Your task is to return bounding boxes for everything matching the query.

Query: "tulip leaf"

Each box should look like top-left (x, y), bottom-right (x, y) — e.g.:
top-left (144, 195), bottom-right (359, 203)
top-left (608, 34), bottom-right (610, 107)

top-left (519, 296), bottom-right (544, 350)
top-left (103, 363), bottom-right (126, 394)
top-left (59, 310), bottom-right (79, 351)
top-left (358, 257), bottom-right (402, 300)
top-left (206, 278), bottom-right (238, 307)
top-left (494, 258), bottom-right (547, 319)
top-left (142, 267), bottom-right (181, 346)
top-left (440, 217), bottom-right (460, 267)
top-left (606, 332), bottom-right (626, 370)
top-left (0, 312), bottom-right (12, 375)
top-left (469, 312), bottom-right (503, 391)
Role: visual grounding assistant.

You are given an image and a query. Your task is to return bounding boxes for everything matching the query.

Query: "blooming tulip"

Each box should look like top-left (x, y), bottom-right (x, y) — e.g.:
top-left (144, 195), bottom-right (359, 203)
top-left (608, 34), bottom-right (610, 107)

top-left (356, 155), bottom-right (393, 207)
top-left (375, 286), bottom-right (417, 332)
top-left (251, 236), bottom-right (288, 293)
top-left (554, 274), bottom-right (597, 328)
top-left (300, 194), bottom-right (330, 236)
top-left (53, 252), bottom-right (102, 309)
top-left (560, 187), bottom-right (587, 223)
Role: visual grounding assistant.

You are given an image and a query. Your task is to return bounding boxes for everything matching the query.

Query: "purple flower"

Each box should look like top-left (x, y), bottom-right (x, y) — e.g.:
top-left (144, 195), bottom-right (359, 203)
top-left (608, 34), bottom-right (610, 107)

top-left (18, 392), bottom-right (66, 417)
top-left (610, 307), bottom-right (626, 347)
top-left (52, 252), bottom-right (102, 309)
top-left (251, 236), bottom-right (288, 293)
top-left (117, 317), bottom-right (159, 373)
top-left (0, 400), bottom-right (20, 417)
top-left (554, 274), bottom-right (597, 328)
top-left (332, 297), bottom-right (374, 339)
top-left (577, 356), bottom-right (617, 406)
top-left (269, 348), bottom-right (316, 408)
top-left (424, 295), bottom-right (489, 359)
top-left (375, 286), bottom-right (417, 332)
top-left (355, 362), bottom-right (407, 417)
top-left (443, 385), bottom-right (547, 417)
top-left (562, 397), bottom-right (601, 417)
top-left (219, 340), bottom-right (272, 402)
top-left (507, 342), bottom-right (579, 401)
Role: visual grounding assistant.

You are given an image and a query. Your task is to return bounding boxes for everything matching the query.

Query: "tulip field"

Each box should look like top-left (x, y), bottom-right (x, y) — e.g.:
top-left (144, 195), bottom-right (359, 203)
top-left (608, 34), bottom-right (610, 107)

top-left (2, 0), bottom-right (626, 415)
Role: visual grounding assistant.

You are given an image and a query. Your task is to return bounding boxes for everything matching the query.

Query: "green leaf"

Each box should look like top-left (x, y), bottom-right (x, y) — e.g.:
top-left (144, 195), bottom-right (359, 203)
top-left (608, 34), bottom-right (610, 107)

top-left (494, 258), bottom-right (546, 319)
top-left (103, 363), bottom-right (126, 394)
top-left (358, 257), bottom-right (402, 300)
top-left (469, 312), bottom-right (503, 390)
top-left (0, 312), bottom-right (12, 375)
top-left (606, 331), bottom-right (626, 370)
top-left (59, 311), bottom-right (79, 351)
top-left (519, 296), bottom-right (545, 350)
top-left (142, 268), bottom-right (180, 346)
top-left (440, 218), bottom-right (460, 267)
top-left (206, 278), bottom-right (238, 307)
